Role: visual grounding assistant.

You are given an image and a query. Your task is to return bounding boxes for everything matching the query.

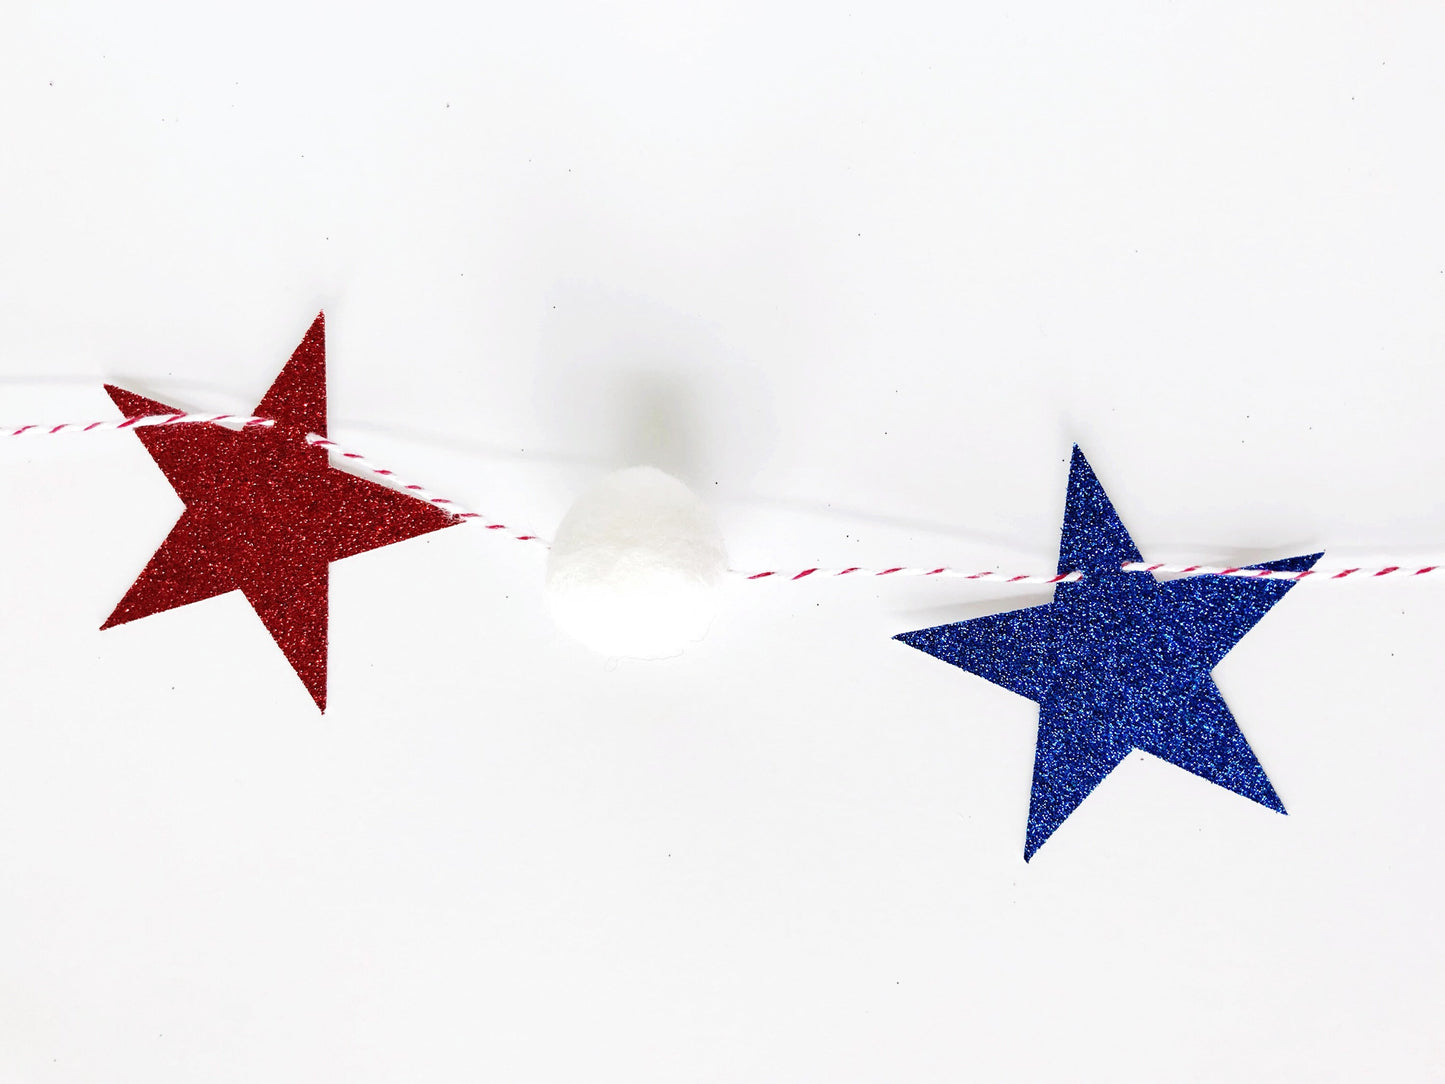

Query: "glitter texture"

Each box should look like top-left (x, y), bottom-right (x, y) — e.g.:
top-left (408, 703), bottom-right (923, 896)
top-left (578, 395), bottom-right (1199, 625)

top-left (895, 446), bottom-right (1321, 860)
top-left (101, 313), bottom-right (458, 711)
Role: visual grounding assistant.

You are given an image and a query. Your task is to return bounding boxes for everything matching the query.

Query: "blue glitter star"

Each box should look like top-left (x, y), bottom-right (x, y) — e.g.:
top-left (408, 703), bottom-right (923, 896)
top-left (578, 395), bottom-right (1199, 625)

top-left (896, 447), bottom-right (1321, 860)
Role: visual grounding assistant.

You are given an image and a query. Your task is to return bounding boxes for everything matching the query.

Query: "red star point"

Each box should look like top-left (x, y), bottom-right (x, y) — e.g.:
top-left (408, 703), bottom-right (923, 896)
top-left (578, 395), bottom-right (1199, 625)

top-left (103, 313), bottom-right (458, 710)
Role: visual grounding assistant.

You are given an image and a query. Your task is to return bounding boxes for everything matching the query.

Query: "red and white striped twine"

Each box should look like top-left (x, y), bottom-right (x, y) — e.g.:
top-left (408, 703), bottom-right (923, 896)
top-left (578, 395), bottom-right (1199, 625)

top-left (3, 412), bottom-right (274, 436)
top-left (734, 562), bottom-right (1445, 582)
top-left (10, 412), bottom-right (1445, 583)
top-left (7, 412), bottom-right (549, 547)
top-left (735, 567), bottom-right (1083, 584)
top-left (302, 435), bottom-right (548, 547)
top-left (1122, 561), bottom-right (1445, 581)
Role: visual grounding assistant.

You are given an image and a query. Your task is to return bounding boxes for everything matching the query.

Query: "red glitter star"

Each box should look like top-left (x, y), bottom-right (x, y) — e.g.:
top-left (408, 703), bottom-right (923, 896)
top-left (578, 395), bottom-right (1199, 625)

top-left (102, 313), bottom-right (458, 710)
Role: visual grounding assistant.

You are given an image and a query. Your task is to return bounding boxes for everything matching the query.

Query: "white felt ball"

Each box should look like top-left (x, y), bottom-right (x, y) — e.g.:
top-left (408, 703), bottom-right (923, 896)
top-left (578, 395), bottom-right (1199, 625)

top-left (545, 466), bottom-right (728, 658)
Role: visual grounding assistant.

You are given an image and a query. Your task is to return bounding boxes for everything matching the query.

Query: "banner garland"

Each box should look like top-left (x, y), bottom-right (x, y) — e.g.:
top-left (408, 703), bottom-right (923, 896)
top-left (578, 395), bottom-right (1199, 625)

top-left (4, 311), bottom-right (1435, 857)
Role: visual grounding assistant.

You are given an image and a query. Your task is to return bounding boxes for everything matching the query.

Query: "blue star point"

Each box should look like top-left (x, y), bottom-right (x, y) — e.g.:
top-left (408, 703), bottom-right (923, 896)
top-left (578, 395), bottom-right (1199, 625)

top-left (898, 447), bottom-right (1320, 860)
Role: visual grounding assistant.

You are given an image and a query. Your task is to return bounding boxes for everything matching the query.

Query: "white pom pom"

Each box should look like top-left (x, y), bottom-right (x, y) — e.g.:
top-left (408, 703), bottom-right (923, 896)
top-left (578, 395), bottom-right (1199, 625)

top-left (545, 467), bottom-right (728, 658)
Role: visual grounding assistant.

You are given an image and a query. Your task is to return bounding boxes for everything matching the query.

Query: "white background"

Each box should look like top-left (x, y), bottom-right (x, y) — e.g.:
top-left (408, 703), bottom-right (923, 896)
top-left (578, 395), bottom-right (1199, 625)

top-left (2, 3), bottom-right (1443, 1081)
